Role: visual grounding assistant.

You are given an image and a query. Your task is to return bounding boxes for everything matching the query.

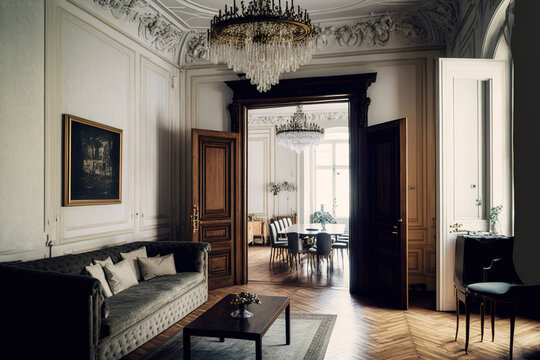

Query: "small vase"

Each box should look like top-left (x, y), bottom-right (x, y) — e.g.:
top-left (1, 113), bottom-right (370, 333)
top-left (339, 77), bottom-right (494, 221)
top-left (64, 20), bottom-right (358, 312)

top-left (231, 304), bottom-right (253, 319)
top-left (321, 221), bottom-right (326, 231)
top-left (491, 220), bottom-right (501, 235)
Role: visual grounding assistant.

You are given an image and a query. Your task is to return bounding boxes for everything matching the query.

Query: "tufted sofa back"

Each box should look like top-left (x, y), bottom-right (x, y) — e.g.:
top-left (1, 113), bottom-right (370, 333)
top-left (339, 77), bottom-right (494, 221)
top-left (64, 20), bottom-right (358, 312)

top-left (15, 241), bottom-right (210, 275)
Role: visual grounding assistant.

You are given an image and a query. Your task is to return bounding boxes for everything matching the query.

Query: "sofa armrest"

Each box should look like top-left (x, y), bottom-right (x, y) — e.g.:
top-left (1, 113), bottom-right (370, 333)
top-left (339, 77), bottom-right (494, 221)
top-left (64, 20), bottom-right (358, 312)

top-left (0, 263), bottom-right (104, 360)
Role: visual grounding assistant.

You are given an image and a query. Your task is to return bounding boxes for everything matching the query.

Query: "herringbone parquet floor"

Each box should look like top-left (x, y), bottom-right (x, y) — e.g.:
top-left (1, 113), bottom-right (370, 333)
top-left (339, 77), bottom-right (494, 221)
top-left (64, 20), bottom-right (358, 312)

top-left (124, 246), bottom-right (540, 360)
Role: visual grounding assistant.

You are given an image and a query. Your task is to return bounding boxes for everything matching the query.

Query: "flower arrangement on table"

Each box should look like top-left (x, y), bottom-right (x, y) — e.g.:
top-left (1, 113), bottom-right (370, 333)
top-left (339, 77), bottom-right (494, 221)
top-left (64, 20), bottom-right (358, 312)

top-left (489, 205), bottom-right (503, 234)
top-left (230, 292), bottom-right (262, 319)
top-left (312, 205), bottom-right (336, 230)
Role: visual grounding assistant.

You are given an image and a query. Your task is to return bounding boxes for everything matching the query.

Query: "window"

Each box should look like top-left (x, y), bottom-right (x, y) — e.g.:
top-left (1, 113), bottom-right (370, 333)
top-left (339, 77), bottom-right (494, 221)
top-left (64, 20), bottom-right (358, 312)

top-left (314, 128), bottom-right (349, 219)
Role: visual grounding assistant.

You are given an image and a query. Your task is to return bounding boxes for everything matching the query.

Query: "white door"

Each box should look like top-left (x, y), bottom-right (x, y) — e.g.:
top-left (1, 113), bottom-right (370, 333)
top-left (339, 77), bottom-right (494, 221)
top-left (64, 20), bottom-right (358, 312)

top-left (437, 58), bottom-right (511, 311)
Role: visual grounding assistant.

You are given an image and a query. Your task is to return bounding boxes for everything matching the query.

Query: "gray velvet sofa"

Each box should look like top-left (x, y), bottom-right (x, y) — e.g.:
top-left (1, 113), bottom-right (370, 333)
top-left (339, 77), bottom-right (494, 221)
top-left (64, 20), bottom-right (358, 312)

top-left (0, 241), bottom-right (210, 360)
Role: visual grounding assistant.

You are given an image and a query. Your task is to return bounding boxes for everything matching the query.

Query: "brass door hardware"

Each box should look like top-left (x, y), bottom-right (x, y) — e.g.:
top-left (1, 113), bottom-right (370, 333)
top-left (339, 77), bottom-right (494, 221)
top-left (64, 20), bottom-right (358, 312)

top-left (191, 204), bottom-right (200, 233)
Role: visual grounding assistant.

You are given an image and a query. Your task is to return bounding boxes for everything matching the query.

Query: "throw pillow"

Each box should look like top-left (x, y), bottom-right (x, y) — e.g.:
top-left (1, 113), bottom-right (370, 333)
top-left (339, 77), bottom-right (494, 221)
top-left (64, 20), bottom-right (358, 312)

top-left (120, 247), bottom-right (147, 281)
top-left (94, 257), bottom-right (113, 267)
top-left (103, 259), bottom-right (138, 295)
top-left (137, 254), bottom-right (176, 281)
top-left (85, 263), bottom-right (113, 298)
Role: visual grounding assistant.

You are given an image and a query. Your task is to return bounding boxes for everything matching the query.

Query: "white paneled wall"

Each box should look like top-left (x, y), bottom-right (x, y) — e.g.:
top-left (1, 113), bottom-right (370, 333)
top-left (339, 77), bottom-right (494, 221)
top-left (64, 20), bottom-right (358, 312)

top-left (248, 128), bottom-right (274, 218)
top-left (46, 0), bottom-right (181, 254)
top-left (0, 0), bottom-right (45, 259)
top-left (0, 0), bottom-right (182, 261)
top-left (247, 126), bottom-right (297, 220)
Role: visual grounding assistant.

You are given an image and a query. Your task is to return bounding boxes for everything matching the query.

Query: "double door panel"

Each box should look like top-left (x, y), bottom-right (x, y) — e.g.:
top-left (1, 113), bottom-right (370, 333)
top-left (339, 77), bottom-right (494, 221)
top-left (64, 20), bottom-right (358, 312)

top-left (192, 129), bottom-right (241, 289)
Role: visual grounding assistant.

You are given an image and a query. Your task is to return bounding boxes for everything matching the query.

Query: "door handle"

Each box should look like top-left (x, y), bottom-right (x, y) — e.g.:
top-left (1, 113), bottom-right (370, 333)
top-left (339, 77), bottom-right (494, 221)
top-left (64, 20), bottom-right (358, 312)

top-left (392, 231), bottom-right (399, 235)
top-left (191, 204), bottom-right (200, 234)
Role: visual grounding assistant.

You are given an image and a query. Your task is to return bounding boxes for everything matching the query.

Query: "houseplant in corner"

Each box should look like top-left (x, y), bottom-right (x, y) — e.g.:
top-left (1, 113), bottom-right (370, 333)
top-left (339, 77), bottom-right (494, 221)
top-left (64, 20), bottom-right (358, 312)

top-left (230, 292), bottom-right (262, 319)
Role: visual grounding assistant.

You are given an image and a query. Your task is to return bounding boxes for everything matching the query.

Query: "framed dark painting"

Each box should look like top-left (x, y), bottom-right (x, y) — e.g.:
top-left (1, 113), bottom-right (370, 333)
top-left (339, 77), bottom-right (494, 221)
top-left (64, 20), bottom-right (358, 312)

top-left (63, 114), bottom-right (122, 206)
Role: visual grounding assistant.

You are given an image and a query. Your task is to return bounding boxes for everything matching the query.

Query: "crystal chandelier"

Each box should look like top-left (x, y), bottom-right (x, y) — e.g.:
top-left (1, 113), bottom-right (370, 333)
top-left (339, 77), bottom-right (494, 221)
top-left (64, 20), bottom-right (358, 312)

top-left (208, 0), bottom-right (316, 92)
top-left (276, 105), bottom-right (324, 153)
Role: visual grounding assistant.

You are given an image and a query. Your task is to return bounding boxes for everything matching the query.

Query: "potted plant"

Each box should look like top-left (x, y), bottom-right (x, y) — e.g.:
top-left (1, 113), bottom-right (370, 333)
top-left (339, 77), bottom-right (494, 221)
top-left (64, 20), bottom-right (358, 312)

top-left (230, 292), bottom-right (262, 319)
top-left (490, 205), bottom-right (503, 234)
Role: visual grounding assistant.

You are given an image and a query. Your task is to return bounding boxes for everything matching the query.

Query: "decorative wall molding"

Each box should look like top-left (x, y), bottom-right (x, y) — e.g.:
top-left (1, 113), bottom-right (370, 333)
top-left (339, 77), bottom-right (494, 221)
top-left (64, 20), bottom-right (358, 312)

top-left (93, 0), bottom-right (182, 53)
top-left (248, 111), bottom-right (348, 126)
top-left (184, 32), bottom-right (207, 65)
top-left (183, 0), bottom-right (459, 65)
top-left (313, 14), bottom-right (427, 48)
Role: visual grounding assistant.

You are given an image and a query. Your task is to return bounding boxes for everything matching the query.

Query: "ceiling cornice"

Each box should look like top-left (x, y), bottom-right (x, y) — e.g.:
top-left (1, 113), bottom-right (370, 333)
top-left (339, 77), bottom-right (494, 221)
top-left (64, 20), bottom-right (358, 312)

top-left (87, 0), bottom-right (461, 65)
top-left (92, 0), bottom-right (186, 54)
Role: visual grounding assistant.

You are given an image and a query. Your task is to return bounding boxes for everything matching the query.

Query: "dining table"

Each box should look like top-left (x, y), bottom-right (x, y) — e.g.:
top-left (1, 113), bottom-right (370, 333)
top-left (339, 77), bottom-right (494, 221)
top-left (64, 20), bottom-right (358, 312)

top-left (281, 223), bottom-right (346, 237)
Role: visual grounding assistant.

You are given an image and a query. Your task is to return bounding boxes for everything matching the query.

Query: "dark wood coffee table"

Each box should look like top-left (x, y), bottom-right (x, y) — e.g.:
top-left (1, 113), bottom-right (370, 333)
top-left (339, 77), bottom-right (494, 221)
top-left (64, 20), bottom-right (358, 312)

top-left (183, 294), bottom-right (290, 360)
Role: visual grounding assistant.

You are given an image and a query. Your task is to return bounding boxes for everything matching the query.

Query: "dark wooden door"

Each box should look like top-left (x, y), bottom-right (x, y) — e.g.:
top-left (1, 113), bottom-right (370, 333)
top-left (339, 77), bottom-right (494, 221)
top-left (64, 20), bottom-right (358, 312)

top-left (363, 119), bottom-right (408, 309)
top-left (192, 129), bottom-right (241, 289)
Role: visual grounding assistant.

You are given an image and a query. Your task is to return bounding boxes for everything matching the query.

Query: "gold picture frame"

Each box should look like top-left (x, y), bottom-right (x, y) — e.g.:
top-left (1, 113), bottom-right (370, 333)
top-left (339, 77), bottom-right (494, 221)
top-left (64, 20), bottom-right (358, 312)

top-left (63, 114), bottom-right (122, 206)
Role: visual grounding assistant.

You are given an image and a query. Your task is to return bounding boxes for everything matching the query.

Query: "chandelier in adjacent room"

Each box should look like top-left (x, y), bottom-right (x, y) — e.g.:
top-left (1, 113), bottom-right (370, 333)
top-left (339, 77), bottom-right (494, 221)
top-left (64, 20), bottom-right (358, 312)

top-left (276, 105), bottom-right (324, 153)
top-left (208, 0), bottom-right (316, 92)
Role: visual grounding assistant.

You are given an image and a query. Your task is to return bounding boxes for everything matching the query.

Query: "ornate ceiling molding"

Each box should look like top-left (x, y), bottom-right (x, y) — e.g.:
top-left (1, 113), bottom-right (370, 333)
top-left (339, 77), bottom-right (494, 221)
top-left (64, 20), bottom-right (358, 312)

top-left (93, 0), bottom-right (183, 54)
top-left (183, 0), bottom-right (459, 65)
top-left (248, 111), bottom-right (348, 126)
top-left (184, 32), bottom-right (207, 64)
top-left (313, 13), bottom-right (427, 48)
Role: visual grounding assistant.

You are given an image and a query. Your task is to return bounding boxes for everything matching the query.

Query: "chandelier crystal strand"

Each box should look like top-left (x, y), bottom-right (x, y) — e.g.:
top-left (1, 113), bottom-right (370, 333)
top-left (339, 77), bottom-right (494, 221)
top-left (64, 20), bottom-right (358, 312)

top-left (276, 105), bottom-right (324, 153)
top-left (208, 0), bottom-right (316, 92)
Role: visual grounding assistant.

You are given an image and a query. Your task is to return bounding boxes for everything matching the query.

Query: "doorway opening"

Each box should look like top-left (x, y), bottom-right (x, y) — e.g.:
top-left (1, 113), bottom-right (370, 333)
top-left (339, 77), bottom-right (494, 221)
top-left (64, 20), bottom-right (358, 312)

top-left (246, 102), bottom-right (350, 289)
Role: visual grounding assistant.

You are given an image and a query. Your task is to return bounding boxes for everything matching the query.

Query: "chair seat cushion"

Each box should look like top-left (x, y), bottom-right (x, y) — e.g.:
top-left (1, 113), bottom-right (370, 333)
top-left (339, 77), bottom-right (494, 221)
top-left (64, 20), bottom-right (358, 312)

top-left (332, 243), bottom-right (348, 249)
top-left (467, 282), bottom-right (512, 296)
top-left (101, 272), bottom-right (203, 338)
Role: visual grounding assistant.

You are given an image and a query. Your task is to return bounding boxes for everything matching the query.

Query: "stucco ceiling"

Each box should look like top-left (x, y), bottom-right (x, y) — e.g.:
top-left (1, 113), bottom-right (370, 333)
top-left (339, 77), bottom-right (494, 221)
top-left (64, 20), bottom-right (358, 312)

top-left (153, 0), bottom-right (423, 31)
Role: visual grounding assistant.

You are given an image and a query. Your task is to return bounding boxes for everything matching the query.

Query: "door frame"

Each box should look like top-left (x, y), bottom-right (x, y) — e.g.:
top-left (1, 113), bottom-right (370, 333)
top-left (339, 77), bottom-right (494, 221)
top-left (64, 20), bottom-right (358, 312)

top-left (225, 73), bottom-right (377, 294)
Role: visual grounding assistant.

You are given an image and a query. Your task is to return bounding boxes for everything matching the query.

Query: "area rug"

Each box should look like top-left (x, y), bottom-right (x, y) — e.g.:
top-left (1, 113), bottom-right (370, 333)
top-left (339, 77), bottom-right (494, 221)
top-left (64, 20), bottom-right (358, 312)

top-left (142, 313), bottom-right (336, 360)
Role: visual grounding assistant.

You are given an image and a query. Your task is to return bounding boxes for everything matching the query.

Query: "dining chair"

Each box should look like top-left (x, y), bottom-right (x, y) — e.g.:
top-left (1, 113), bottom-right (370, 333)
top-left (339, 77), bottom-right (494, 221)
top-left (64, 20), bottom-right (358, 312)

top-left (286, 218), bottom-right (292, 227)
top-left (287, 232), bottom-right (303, 272)
top-left (308, 232), bottom-right (333, 273)
top-left (274, 220), bottom-right (287, 240)
top-left (332, 240), bottom-right (348, 266)
top-left (269, 223), bottom-right (287, 264)
top-left (454, 235), bottom-right (514, 345)
top-left (464, 257), bottom-right (540, 359)
top-left (334, 234), bottom-right (349, 257)
top-left (278, 219), bottom-right (286, 231)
